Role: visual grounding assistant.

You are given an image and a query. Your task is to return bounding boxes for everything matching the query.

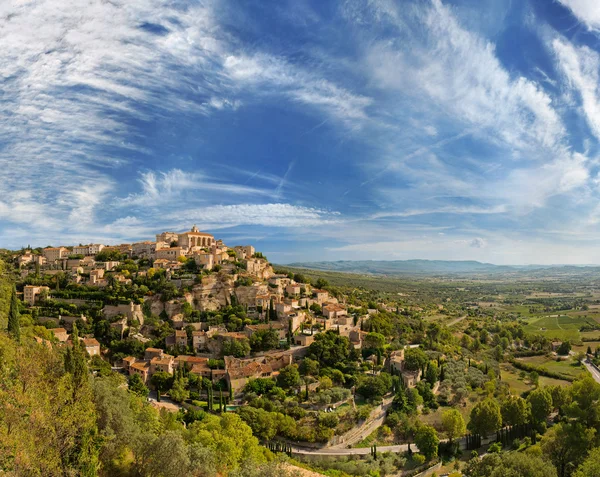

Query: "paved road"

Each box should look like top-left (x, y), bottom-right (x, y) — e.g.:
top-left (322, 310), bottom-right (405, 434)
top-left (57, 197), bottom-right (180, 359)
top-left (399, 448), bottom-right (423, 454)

top-left (328, 396), bottom-right (394, 449)
top-left (292, 442), bottom-right (416, 456)
top-left (582, 358), bottom-right (600, 384)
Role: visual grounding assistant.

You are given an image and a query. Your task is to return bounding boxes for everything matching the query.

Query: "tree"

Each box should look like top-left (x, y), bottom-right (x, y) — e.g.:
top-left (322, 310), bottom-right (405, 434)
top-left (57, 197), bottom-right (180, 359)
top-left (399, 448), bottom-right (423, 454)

top-left (170, 376), bottom-right (190, 403)
top-left (414, 425), bottom-right (439, 460)
top-left (128, 373), bottom-right (149, 397)
top-left (315, 278), bottom-right (329, 289)
top-left (542, 422), bottom-right (595, 477)
top-left (565, 376), bottom-right (600, 428)
top-left (501, 395), bottom-right (530, 426)
top-left (356, 373), bottom-right (393, 401)
top-left (464, 452), bottom-right (557, 477)
top-left (249, 328), bottom-right (279, 352)
top-left (442, 409), bottom-right (466, 443)
top-left (425, 360), bottom-right (439, 385)
top-left (528, 387), bottom-right (553, 425)
top-left (307, 331), bottom-right (351, 368)
top-left (8, 285), bottom-right (20, 341)
top-left (469, 398), bottom-right (502, 437)
top-left (557, 341), bottom-right (571, 356)
top-left (277, 364), bottom-right (301, 389)
top-left (403, 347), bottom-right (428, 372)
top-left (364, 332), bottom-right (386, 351)
top-left (221, 337), bottom-right (251, 358)
top-left (574, 446), bottom-right (600, 477)
top-left (151, 371), bottom-right (172, 402)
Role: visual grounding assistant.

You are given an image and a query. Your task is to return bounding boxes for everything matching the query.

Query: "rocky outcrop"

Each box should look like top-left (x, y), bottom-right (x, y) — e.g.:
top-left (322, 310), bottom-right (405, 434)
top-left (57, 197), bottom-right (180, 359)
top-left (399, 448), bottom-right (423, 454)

top-left (234, 283), bottom-right (270, 307)
top-left (191, 273), bottom-right (236, 311)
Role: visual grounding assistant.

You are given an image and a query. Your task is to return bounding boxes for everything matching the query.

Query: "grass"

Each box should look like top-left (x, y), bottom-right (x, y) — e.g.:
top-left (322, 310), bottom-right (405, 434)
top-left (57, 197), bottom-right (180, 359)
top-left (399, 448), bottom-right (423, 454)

top-left (573, 341), bottom-right (600, 353)
top-left (521, 313), bottom-right (596, 342)
top-left (516, 355), bottom-right (588, 380)
top-left (500, 363), bottom-right (571, 394)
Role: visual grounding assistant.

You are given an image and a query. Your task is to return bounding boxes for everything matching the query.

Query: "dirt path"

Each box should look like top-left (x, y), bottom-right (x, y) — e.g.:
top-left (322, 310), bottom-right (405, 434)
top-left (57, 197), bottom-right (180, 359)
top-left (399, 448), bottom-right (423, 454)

top-left (446, 315), bottom-right (466, 327)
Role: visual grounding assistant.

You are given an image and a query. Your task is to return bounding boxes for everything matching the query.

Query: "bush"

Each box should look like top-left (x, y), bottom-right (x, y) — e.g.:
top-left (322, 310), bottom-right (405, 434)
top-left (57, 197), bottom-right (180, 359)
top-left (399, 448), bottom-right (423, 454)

top-left (488, 442), bottom-right (502, 453)
top-left (412, 454), bottom-right (426, 465)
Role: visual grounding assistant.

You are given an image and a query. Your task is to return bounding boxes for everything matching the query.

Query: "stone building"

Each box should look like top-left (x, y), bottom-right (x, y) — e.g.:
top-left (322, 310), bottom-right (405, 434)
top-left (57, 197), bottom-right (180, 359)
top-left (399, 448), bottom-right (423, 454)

top-left (178, 225), bottom-right (215, 248)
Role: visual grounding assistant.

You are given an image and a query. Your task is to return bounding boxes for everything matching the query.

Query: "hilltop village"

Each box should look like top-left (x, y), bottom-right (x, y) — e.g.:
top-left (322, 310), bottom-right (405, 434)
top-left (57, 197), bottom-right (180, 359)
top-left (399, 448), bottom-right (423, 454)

top-left (14, 225), bottom-right (424, 398)
top-left (7, 226), bottom-right (600, 476)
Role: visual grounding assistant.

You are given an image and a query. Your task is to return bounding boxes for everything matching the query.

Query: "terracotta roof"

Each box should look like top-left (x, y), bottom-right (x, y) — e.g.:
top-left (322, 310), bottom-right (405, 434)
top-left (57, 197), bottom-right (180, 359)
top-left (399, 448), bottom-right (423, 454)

top-left (131, 362), bottom-right (150, 371)
top-left (174, 355), bottom-right (207, 365)
top-left (123, 356), bottom-right (136, 364)
top-left (82, 338), bottom-right (100, 347)
top-left (190, 363), bottom-right (211, 374)
top-left (175, 330), bottom-right (187, 338)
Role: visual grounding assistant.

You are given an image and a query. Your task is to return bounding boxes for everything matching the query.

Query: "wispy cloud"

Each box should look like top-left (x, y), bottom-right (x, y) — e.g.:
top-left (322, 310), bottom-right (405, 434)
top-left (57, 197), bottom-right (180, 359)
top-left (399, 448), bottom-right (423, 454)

top-left (170, 203), bottom-right (340, 229)
top-left (557, 1), bottom-right (600, 31)
top-left (119, 169), bottom-right (274, 207)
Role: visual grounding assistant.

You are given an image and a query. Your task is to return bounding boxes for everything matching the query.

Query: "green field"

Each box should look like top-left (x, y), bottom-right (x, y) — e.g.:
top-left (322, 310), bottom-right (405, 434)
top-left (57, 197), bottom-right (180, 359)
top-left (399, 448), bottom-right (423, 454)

top-left (500, 363), bottom-right (571, 395)
top-left (516, 355), bottom-right (588, 380)
top-left (522, 314), bottom-right (598, 342)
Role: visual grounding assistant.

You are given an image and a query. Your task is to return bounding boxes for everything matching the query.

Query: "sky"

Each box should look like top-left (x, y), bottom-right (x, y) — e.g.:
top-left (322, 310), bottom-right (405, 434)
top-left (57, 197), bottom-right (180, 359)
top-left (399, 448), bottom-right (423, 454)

top-left (3, 0), bottom-right (600, 265)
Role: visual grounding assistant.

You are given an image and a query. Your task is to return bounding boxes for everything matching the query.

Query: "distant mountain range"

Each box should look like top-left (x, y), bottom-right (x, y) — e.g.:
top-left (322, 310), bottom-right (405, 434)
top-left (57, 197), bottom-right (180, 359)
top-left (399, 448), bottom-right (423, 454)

top-left (284, 260), bottom-right (599, 276)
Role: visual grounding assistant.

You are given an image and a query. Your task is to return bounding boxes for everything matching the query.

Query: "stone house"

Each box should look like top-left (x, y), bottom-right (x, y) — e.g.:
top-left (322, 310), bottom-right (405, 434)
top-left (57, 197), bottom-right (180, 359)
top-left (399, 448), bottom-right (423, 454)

top-left (23, 285), bottom-right (49, 305)
top-left (82, 338), bottom-right (101, 356)
top-left (43, 247), bottom-right (69, 262)
top-left (52, 328), bottom-right (69, 342)
top-left (322, 304), bottom-right (347, 320)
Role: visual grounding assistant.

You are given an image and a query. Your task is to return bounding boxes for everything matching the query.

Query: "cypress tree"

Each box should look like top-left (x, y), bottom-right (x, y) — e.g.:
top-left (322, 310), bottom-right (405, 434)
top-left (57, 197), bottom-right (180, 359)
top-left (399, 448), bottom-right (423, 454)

top-left (8, 285), bottom-right (20, 342)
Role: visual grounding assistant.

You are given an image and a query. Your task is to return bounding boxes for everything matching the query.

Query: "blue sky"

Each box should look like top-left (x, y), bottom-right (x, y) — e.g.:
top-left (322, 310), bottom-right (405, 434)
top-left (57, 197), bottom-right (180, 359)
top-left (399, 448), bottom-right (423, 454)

top-left (3, 0), bottom-right (600, 264)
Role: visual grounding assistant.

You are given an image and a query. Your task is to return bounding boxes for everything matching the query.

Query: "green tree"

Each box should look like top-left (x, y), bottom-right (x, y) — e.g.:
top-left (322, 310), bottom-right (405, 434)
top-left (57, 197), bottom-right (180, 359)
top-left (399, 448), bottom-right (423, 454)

top-left (442, 408), bottom-right (466, 443)
top-left (542, 422), bottom-right (595, 477)
top-left (277, 364), bottom-right (301, 389)
top-left (425, 360), bottom-right (439, 385)
top-left (151, 371), bottom-right (172, 403)
top-left (403, 347), bottom-right (428, 372)
top-left (8, 285), bottom-right (20, 341)
top-left (464, 451), bottom-right (557, 477)
top-left (249, 328), bottom-right (280, 352)
top-left (221, 337), bottom-right (251, 358)
top-left (128, 373), bottom-right (149, 397)
top-left (557, 341), bottom-right (572, 356)
top-left (528, 387), bottom-right (553, 425)
top-left (299, 357), bottom-right (319, 376)
top-left (307, 331), bottom-right (351, 368)
top-left (170, 376), bottom-right (190, 403)
top-left (573, 446), bottom-right (600, 477)
top-left (364, 332), bottom-right (386, 351)
top-left (501, 395), bottom-right (530, 426)
top-left (414, 425), bottom-right (439, 460)
top-left (469, 398), bottom-right (502, 437)
top-left (565, 376), bottom-right (600, 428)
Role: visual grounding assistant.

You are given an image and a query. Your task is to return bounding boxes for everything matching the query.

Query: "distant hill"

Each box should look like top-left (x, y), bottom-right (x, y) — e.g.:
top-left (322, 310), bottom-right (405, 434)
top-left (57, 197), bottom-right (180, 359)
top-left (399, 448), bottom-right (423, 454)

top-left (284, 260), bottom-right (584, 276)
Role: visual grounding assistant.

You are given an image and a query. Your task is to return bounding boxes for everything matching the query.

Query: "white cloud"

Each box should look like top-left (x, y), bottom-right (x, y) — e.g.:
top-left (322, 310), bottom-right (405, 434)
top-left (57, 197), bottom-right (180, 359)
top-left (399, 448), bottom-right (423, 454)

top-left (119, 169), bottom-right (277, 207)
top-left (364, 0), bottom-right (565, 156)
top-left (223, 54), bottom-right (372, 124)
top-left (469, 237), bottom-right (487, 248)
top-left (171, 203), bottom-right (339, 229)
top-left (553, 38), bottom-right (600, 141)
top-left (558, 0), bottom-right (600, 31)
top-left (0, 0), bottom-right (362, 245)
